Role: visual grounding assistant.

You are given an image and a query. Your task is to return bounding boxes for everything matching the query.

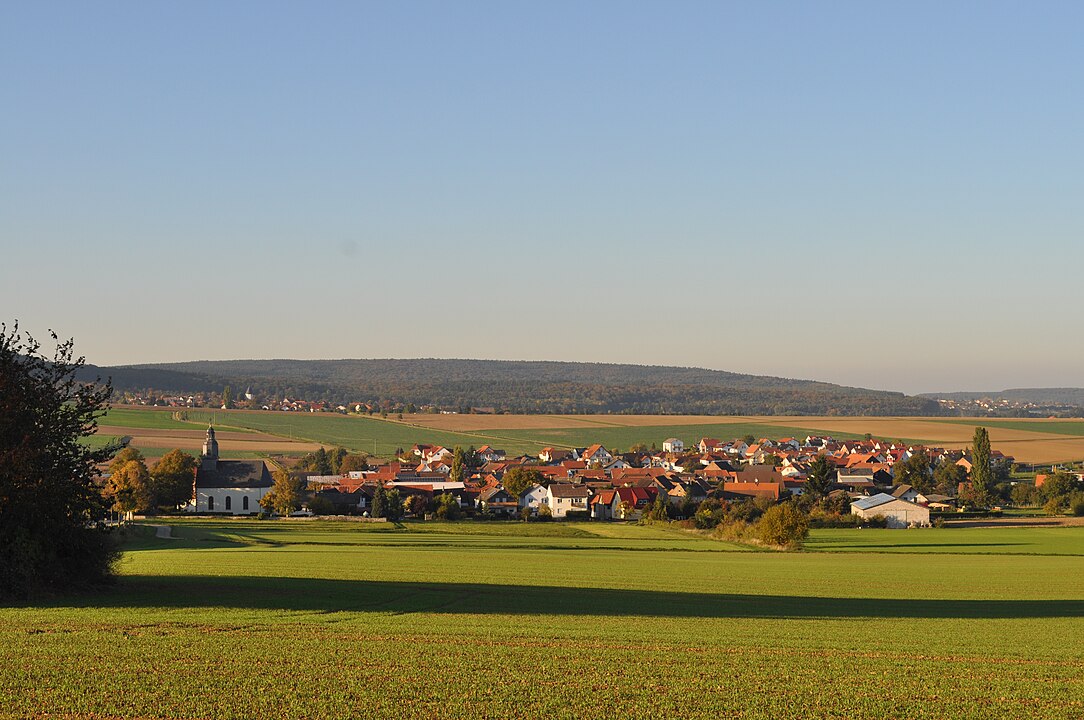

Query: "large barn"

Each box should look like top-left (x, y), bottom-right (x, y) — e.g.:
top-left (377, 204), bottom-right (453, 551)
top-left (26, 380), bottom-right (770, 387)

top-left (850, 493), bottom-right (930, 528)
top-left (185, 426), bottom-right (272, 514)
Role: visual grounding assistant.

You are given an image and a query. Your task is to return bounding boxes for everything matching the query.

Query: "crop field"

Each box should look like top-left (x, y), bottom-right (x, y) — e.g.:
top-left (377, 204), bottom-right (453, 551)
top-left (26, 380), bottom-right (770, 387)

top-left (96, 407), bottom-right (1084, 462)
top-left (2, 521), bottom-right (1082, 719)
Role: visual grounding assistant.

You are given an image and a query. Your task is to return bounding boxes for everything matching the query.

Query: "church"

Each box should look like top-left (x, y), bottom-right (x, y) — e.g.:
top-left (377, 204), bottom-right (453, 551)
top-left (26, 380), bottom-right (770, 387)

top-left (185, 426), bottom-right (274, 514)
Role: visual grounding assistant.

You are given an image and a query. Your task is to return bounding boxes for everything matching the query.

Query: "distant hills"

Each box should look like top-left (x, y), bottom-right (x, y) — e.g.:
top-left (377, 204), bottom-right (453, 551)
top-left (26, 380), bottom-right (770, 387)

top-left (78, 358), bottom-right (943, 416)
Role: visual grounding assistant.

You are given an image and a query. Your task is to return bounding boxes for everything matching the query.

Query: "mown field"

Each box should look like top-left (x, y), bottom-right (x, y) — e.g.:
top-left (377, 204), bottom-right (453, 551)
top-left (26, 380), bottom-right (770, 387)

top-left (98, 406), bottom-right (1084, 462)
top-left (2, 521), bottom-right (1082, 719)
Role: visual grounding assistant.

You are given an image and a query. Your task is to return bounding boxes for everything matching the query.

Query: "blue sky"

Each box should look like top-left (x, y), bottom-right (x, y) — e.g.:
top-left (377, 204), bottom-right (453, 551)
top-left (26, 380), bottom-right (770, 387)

top-left (2, 2), bottom-right (1082, 394)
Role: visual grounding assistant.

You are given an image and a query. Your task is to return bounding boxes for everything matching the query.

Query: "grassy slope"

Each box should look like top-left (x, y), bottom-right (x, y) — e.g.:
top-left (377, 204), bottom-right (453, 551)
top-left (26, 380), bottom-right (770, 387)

top-left (2, 521), bottom-right (1082, 719)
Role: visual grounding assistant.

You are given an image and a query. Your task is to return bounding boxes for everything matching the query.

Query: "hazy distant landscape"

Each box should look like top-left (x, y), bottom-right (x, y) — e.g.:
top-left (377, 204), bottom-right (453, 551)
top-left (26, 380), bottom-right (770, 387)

top-left (82, 358), bottom-right (943, 416)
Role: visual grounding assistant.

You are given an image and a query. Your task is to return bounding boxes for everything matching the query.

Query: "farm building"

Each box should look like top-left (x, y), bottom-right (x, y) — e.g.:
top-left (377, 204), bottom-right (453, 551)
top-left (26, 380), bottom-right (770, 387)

top-left (850, 493), bottom-right (930, 528)
top-left (185, 426), bottom-right (273, 514)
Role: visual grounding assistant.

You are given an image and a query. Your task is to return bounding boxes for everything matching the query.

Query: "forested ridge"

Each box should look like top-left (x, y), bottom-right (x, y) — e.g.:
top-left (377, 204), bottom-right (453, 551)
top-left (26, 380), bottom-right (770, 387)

top-left (79, 358), bottom-right (943, 416)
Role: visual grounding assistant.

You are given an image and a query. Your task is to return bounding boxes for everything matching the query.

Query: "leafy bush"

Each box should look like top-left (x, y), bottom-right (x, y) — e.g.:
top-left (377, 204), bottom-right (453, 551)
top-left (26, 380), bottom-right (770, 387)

top-left (1069, 492), bottom-right (1084, 517)
top-left (711, 519), bottom-right (753, 543)
top-left (306, 495), bottom-right (335, 516)
top-left (756, 503), bottom-right (809, 549)
top-left (807, 510), bottom-right (860, 529)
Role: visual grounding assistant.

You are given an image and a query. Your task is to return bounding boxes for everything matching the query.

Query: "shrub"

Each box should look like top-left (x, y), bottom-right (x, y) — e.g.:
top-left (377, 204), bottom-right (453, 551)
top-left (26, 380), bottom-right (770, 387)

top-left (756, 503), bottom-right (809, 549)
top-left (711, 519), bottom-right (753, 543)
top-left (1069, 492), bottom-right (1084, 517)
top-left (306, 495), bottom-right (335, 516)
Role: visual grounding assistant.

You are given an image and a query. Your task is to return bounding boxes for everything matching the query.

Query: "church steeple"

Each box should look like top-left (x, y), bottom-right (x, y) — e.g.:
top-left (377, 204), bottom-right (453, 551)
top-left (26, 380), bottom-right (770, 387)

top-left (201, 425), bottom-right (219, 470)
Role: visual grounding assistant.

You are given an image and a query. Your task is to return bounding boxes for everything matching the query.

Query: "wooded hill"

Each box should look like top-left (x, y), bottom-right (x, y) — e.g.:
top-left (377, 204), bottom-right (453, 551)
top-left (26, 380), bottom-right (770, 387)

top-left (79, 358), bottom-right (943, 416)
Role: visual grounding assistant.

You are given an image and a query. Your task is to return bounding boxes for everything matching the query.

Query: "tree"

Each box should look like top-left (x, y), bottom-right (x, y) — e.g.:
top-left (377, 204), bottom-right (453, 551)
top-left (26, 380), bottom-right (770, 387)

top-left (644, 491), bottom-right (671, 522)
top-left (0, 324), bottom-right (119, 598)
top-left (339, 453), bottom-right (370, 473)
top-left (371, 484), bottom-right (387, 518)
top-left (1010, 482), bottom-right (1039, 507)
top-left (110, 447), bottom-right (145, 474)
top-left (150, 449), bottom-right (198, 510)
top-left (501, 467), bottom-right (543, 497)
top-left (450, 446), bottom-right (466, 484)
top-left (893, 451), bottom-right (933, 493)
top-left (970, 427), bottom-right (995, 506)
top-left (804, 454), bottom-right (836, 498)
top-left (106, 458), bottom-right (152, 516)
top-left (384, 488), bottom-right (403, 521)
top-left (933, 461), bottom-right (967, 496)
top-left (260, 470), bottom-right (302, 517)
top-left (406, 494), bottom-right (430, 517)
top-left (221, 385), bottom-right (232, 408)
top-left (755, 503), bottom-right (809, 549)
top-left (435, 493), bottom-right (461, 520)
top-left (328, 447), bottom-right (348, 474)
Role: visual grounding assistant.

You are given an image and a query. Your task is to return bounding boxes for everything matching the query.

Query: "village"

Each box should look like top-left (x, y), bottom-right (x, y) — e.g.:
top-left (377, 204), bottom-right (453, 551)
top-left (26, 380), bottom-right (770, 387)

top-left (187, 426), bottom-right (1041, 529)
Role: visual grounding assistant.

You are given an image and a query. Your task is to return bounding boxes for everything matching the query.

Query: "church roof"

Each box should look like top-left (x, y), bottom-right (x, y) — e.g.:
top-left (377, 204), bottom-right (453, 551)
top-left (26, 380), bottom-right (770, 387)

top-left (196, 460), bottom-right (273, 489)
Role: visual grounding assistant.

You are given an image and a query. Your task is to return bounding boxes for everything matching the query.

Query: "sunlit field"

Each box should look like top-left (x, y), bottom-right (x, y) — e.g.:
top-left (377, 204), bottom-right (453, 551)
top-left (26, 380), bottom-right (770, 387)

top-left (2, 520), bottom-right (1082, 719)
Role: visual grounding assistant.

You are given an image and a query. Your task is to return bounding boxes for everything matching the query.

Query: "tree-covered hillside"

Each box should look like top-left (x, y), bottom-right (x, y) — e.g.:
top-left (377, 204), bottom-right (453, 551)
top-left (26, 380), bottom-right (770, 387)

top-left (80, 359), bottom-right (942, 416)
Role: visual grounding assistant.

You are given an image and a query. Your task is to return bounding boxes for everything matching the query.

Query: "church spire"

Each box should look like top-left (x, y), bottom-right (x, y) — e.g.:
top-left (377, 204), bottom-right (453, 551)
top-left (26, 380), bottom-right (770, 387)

top-left (201, 424), bottom-right (219, 470)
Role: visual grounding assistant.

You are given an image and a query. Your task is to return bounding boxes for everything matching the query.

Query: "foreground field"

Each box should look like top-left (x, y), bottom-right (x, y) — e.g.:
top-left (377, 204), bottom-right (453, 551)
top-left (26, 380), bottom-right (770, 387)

top-left (2, 521), bottom-right (1082, 719)
top-left (99, 406), bottom-right (1084, 462)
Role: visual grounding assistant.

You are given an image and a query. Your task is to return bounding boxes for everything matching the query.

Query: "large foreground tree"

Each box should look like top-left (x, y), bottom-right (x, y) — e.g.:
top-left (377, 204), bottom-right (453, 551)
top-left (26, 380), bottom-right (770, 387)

top-left (0, 324), bottom-right (119, 598)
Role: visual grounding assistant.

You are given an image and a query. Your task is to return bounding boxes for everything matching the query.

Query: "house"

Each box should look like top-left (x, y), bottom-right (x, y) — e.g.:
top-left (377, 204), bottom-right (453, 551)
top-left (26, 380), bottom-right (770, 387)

top-left (890, 484), bottom-right (921, 503)
top-left (721, 481), bottom-right (783, 501)
top-left (519, 484), bottom-right (549, 513)
top-left (546, 484), bottom-right (591, 518)
top-left (478, 486), bottom-right (518, 516)
top-left (580, 444), bottom-right (614, 466)
top-left (476, 445), bottom-right (506, 463)
top-left (850, 493), bottom-right (930, 528)
top-left (698, 438), bottom-right (723, 454)
top-left (590, 489), bottom-right (616, 520)
top-left (610, 486), bottom-right (658, 520)
top-left (186, 426), bottom-right (272, 514)
top-left (662, 438), bottom-right (684, 453)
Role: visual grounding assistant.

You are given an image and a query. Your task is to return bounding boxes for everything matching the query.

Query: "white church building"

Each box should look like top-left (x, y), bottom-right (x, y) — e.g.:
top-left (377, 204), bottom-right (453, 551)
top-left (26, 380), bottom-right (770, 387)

top-left (185, 426), bottom-right (273, 514)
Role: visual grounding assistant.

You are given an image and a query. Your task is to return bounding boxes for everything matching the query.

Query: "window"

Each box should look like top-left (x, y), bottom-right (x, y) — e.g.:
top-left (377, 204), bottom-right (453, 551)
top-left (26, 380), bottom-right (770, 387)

top-left (225, 496), bottom-right (232, 511)
top-left (207, 496), bottom-right (214, 511)
top-left (242, 496), bottom-right (249, 511)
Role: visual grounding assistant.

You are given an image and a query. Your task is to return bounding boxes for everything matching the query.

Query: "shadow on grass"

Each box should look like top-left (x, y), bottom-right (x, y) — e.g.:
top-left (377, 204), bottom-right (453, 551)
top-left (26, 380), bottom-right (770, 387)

top-left (36, 574), bottom-right (1084, 619)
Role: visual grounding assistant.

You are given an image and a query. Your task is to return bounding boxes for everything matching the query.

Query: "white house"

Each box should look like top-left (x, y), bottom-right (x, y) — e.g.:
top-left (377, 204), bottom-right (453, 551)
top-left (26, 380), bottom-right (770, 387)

top-left (850, 493), bottom-right (930, 528)
top-left (662, 438), bottom-right (684, 454)
top-left (546, 484), bottom-right (591, 518)
top-left (519, 484), bottom-right (549, 513)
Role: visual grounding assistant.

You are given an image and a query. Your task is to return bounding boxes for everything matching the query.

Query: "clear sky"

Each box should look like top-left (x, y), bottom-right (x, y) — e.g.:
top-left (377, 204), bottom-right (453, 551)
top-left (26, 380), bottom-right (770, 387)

top-left (2, 2), bottom-right (1082, 395)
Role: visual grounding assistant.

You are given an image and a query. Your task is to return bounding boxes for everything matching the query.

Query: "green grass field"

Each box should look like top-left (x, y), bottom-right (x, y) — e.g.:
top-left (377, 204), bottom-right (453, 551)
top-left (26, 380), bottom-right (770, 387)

top-left (2, 521), bottom-right (1082, 719)
top-left (179, 409), bottom-right (519, 456)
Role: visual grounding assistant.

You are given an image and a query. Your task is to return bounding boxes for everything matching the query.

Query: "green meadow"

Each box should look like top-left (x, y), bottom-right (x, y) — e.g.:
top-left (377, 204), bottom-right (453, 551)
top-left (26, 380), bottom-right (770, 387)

top-left (2, 521), bottom-right (1082, 719)
top-left (179, 409), bottom-right (516, 456)
top-left (98, 408), bottom-right (871, 458)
